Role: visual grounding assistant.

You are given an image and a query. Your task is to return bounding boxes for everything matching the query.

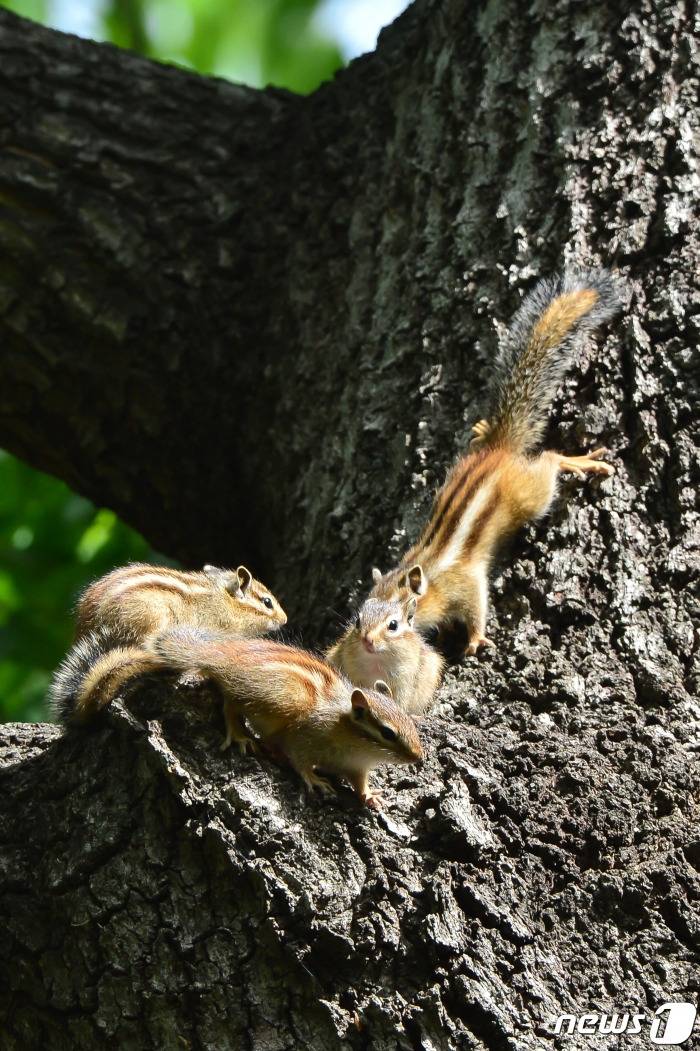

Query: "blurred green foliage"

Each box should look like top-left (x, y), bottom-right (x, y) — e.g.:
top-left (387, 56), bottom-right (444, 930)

top-left (2, 0), bottom-right (344, 93)
top-left (0, 451), bottom-right (173, 721)
top-left (0, 0), bottom-right (346, 722)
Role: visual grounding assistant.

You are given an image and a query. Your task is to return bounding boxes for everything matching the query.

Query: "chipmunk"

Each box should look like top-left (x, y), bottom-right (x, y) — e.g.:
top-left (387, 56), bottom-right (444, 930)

top-left (367, 269), bottom-right (621, 657)
top-left (325, 595), bottom-right (444, 714)
top-left (50, 562), bottom-right (287, 723)
top-left (75, 562), bottom-right (287, 641)
top-left (150, 628), bottom-right (423, 807)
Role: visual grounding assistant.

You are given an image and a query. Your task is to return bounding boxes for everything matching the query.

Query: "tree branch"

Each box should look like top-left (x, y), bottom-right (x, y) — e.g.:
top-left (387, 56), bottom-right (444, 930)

top-left (1, 676), bottom-right (698, 1048)
top-left (1, 3), bottom-right (699, 1040)
top-left (0, 7), bottom-right (301, 568)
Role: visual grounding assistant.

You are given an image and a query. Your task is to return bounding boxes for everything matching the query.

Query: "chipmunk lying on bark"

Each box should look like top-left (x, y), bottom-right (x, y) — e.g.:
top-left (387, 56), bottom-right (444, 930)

top-left (76, 562), bottom-right (286, 641)
top-left (50, 562), bottom-right (287, 723)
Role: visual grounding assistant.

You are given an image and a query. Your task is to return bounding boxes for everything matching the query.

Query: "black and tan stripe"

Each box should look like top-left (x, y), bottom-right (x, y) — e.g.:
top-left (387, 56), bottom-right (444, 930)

top-left (405, 449), bottom-right (498, 568)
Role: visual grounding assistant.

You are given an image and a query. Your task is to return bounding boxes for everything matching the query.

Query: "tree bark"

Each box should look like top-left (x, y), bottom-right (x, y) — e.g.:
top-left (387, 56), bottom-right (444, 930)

top-left (1, 1), bottom-right (699, 1048)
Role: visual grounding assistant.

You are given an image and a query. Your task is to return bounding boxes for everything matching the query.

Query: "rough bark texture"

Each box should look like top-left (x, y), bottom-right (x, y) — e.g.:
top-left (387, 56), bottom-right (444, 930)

top-left (1, 1), bottom-right (699, 1049)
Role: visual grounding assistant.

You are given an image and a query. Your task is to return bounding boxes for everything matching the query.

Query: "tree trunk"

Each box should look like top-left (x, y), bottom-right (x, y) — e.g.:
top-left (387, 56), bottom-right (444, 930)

top-left (1, 1), bottom-right (699, 1048)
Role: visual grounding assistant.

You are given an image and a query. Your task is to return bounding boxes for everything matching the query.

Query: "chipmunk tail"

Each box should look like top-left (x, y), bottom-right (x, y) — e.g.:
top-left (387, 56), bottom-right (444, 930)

top-left (49, 628), bottom-right (162, 724)
top-left (478, 269), bottom-right (622, 454)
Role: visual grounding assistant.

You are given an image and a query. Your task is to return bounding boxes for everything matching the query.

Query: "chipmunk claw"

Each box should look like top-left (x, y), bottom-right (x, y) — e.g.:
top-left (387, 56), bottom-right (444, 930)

top-left (220, 734), bottom-right (258, 755)
top-left (470, 418), bottom-right (491, 447)
top-left (302, 770), bottom-right (336, 796)
top-left (362, 791), bottom-right (383, 810)
top-left (465, 636), bottom-right (495, 657)
top-left (557, 448), bottom-right (614, 479)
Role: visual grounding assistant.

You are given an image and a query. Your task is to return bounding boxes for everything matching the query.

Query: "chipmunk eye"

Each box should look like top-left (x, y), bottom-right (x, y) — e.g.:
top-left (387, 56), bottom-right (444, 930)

top-left (380, 725), bottom-right (397, 742)
top-left (388, 620), bottom-right (398, 632)
top-left (263, 596), bottom-right (273, 610)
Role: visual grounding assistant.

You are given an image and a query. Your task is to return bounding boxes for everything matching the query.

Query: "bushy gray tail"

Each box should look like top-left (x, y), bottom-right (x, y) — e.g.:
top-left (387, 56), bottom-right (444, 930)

top-left (49, 628), bottom-right (162, 724)
top-left (481, 269), bottom-right (622, 454)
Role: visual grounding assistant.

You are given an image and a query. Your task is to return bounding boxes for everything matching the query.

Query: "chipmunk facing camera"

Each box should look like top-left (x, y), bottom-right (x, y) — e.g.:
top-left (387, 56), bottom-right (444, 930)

top-left (326, 594), bottom-right (443, 714)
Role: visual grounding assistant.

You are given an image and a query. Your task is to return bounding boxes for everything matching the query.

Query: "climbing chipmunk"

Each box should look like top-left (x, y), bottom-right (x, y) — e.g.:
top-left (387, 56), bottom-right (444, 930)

top-left (76, 562), bottom-right (287, 642)
top-left (151, 628), bottom-right (423, 807)
top-left (368, 269), bottom-right (621, 657)
top-left (326, 595), bottom-right (444, 714)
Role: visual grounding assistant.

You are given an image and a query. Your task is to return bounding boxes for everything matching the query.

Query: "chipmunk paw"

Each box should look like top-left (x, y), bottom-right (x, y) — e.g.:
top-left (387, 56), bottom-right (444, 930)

top-left (558, 448), bottom-right (614, 479)
top-left (303, 771), bottom-right (336, 796)
top-left (470, 418), bottom-right (491, 447)
top-left (362, 791), bottom-right (384, 810)
top-left (465, 636), bottom-right (495, 657)
top-left (220, 734), bottom-right (257, 755)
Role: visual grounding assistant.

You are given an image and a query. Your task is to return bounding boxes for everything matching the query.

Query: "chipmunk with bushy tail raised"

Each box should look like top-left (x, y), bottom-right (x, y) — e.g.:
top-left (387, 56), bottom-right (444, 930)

top-left (366, 269), bottom-right (621, 658)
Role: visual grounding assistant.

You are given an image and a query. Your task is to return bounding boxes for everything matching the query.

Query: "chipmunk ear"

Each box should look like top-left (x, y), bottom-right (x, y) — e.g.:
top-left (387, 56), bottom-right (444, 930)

top-left (373, 679), bottom-right (393, 698)
top-left (203, 564), bottom-right (220, 576)
top-left (351, 688), bottom-right (369, 718)
top-left (371, 567), bottom-right (382, 584)
top-left (224, 565), bottom-right (251, 597)
top-left (407, 565), bottom-right (426, 596)
top-left (236, 565), bottom-right (252, 594)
